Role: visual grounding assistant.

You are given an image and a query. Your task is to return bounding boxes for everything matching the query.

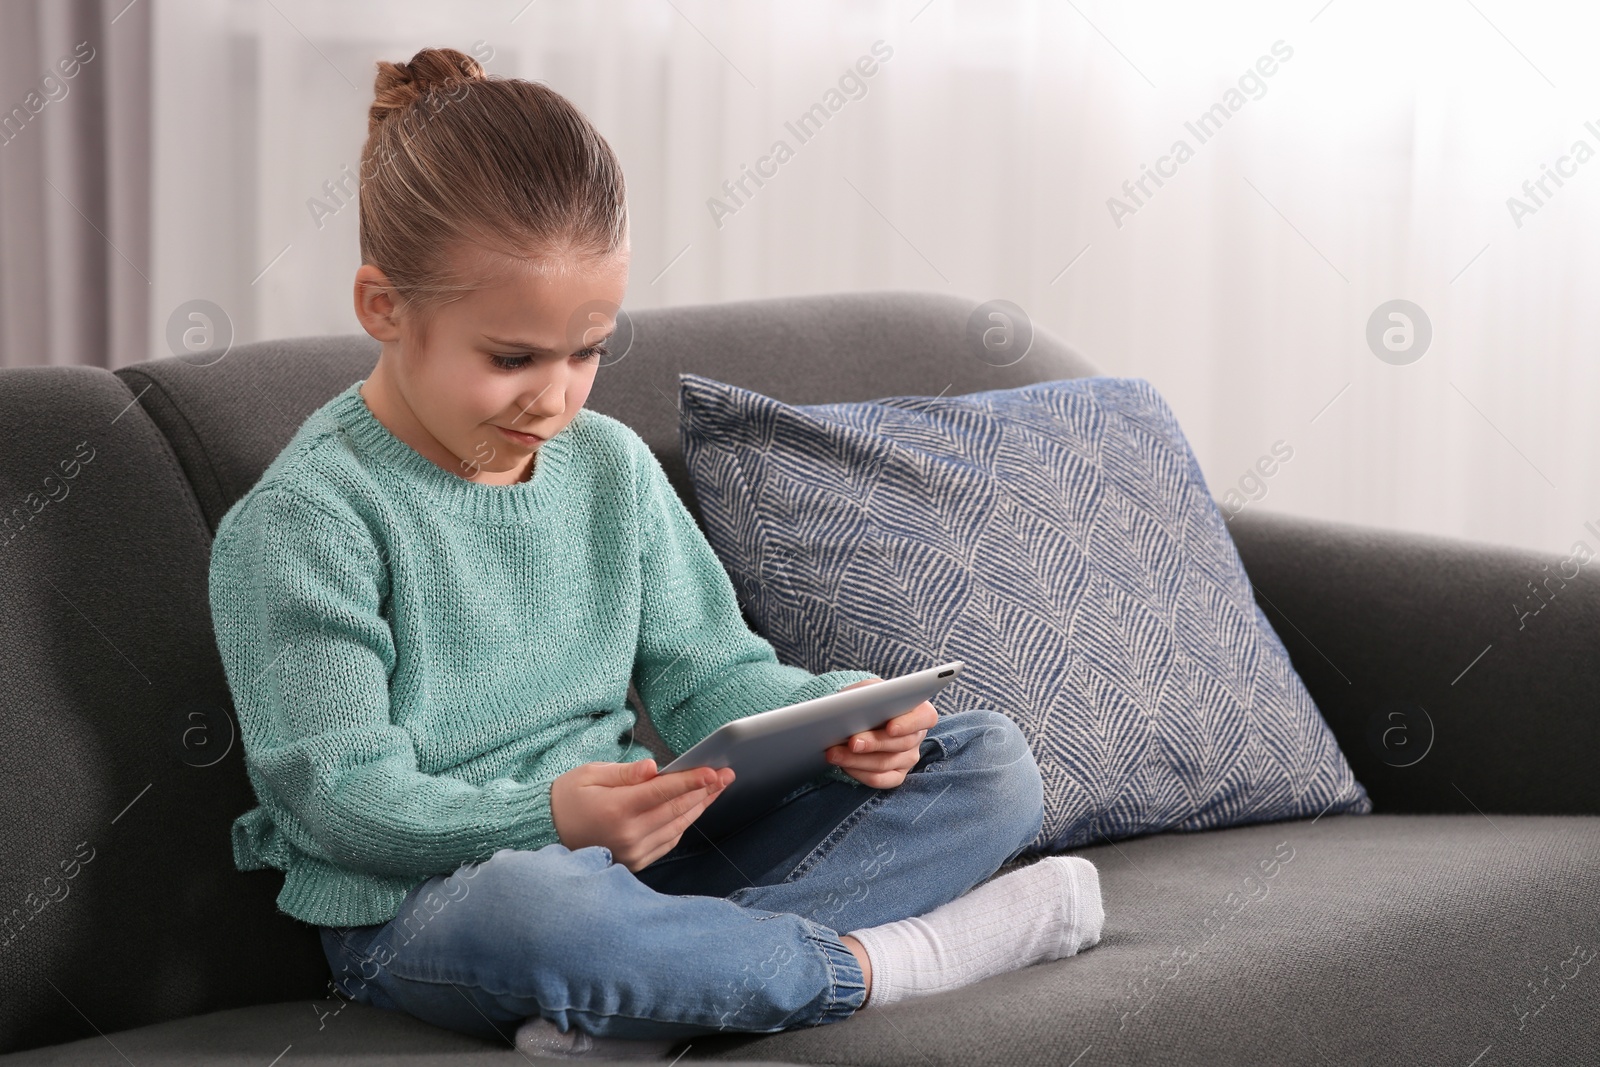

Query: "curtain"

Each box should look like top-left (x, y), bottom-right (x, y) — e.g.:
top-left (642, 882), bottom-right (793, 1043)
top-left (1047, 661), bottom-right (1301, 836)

top-left (2, 0), bottom-right (1595, 558)
top-left (0, 0), bottom-right (151, 369)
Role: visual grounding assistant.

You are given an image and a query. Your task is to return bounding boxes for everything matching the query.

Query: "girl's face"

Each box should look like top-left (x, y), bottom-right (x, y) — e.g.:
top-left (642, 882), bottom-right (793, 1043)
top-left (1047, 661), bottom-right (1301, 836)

top-left (354, 246), bottom-right (630, 485)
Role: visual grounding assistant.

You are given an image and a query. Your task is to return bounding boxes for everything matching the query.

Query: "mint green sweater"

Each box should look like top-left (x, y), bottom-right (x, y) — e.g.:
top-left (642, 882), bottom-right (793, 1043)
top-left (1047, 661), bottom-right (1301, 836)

top-left (208, 381), bottom-right (876, 927)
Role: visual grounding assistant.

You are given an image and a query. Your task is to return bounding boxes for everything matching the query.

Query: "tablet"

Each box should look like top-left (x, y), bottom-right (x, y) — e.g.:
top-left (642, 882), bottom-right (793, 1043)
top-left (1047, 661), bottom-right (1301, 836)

top-left (659, 660), bottom-right (966, 839)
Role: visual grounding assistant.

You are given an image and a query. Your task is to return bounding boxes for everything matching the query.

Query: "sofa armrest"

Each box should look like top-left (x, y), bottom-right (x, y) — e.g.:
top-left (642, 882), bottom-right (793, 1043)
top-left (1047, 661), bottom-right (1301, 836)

top-left (1227, 508), bottom-right (1600, 816)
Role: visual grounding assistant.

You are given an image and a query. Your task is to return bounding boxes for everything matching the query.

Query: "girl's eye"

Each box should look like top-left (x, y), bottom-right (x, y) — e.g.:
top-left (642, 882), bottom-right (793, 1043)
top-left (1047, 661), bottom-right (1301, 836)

top-left (489, 346), bottom-right (606, 371)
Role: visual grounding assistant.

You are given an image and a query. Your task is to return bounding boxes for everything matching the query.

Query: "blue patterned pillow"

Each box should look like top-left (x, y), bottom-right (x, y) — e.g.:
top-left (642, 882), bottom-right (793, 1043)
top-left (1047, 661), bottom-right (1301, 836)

top-left (678, 373), bottom-right (1371, 852)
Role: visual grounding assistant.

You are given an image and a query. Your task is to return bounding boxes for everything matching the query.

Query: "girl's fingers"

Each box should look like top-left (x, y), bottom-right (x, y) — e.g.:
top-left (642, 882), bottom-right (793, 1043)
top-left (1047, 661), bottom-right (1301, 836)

top-left (630, 766), bottom-right (727, 816)
top-left (841, 767), bottom-right (907, 789)
top-left (842, 703), bottom-right (937, 755)
top-left (829, 746), bottom-right (921, 773)
top-left (836, 726), bottom-right (927, 757)
top-left (640, 770), bottom-right (731, 834)
top-left (639, 783), bottom-right (722, 850)
top-left (886, 703), bottom-right (939, 736)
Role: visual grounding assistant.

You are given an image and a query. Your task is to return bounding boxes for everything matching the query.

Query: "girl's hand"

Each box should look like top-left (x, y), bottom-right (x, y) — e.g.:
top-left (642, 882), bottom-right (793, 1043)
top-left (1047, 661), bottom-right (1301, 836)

top-left (825, 678), bottom-right (938, 789)
top-left (550, 759), bottom-right (735, 872)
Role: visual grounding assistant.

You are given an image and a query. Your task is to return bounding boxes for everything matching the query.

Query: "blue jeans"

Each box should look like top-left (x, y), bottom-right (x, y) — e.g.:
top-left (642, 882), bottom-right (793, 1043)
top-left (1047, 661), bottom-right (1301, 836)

top-left (317, 708), bottom-right (1045, 1044)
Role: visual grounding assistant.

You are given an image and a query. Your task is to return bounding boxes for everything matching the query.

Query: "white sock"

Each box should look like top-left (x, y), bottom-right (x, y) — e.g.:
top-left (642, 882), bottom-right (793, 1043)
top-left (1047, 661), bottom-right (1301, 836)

top-left (846, 855), bottom-right (1104, 1009)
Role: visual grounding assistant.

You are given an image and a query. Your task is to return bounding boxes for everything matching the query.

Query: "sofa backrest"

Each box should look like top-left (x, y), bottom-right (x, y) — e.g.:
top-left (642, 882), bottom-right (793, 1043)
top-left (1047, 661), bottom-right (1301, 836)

top-left (117, 290), bottom-right (1096, 534)
top-left (0, 290), bottom-right (1094, 1053)
top-left (0, 368), bottom-right (336, 1054)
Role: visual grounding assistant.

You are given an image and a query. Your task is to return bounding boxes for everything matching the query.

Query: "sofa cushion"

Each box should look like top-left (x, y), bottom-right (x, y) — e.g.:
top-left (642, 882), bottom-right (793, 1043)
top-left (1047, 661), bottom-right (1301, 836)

top-left (9, 815), bottom-right (1591, 1066)
top-left (0, 998), bottom-right (807, 1066)
top-left (677, 374), bottom-right (1372, 853)
top-left (681, 814), bottom-right (1600, 1066)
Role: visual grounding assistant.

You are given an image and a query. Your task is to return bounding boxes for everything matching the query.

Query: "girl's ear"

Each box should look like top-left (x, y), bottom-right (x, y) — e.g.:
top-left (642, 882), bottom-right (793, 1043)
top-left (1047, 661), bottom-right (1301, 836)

top-left (354, 263), bottom-right (403, 342)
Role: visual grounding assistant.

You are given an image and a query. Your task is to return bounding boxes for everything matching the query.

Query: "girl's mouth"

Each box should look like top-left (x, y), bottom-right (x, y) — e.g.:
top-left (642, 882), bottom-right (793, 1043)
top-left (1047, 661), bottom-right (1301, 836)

top-left (494, 425), bottom-right (546, 447)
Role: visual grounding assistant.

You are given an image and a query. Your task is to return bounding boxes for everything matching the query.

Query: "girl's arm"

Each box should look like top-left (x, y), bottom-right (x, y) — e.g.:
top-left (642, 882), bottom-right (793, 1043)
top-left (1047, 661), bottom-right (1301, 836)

top-left (210, 488), bottom-right (560, 879)
top-left (629, 441), bottom-right (877, 757)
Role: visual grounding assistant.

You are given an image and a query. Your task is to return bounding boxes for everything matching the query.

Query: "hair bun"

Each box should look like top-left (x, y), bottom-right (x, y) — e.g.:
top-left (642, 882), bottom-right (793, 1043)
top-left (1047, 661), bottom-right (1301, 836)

top-left (369, 47), bottom-right (486, 135)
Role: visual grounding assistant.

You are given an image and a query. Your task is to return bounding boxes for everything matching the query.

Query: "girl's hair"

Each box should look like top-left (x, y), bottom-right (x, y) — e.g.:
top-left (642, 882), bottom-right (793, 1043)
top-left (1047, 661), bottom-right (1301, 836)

top-left (360, 46), bottom-right (628, 332)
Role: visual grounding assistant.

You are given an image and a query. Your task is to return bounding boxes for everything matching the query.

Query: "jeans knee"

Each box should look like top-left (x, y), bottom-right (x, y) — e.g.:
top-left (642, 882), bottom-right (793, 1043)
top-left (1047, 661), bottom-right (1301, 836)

top-left (943, 708), bottom-right (1043, 831)
top-left (465, 843), bottom-right (615, 902)
top-left (435, 844), bottom-right (625, 960)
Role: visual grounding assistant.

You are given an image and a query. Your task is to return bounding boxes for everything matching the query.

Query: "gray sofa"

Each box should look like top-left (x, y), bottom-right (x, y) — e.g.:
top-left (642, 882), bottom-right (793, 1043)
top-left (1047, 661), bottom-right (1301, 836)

top-left (2, 290), bottom-right (1596, 1066)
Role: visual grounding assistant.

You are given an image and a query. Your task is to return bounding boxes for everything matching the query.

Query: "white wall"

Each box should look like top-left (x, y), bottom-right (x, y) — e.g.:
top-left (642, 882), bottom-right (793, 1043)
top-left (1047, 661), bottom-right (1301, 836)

top-left (150, 0), bottom-right (1600, 558)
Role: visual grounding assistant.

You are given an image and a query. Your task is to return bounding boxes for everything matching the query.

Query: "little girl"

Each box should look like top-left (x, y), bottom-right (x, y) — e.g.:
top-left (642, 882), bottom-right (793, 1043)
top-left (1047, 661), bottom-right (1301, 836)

top-left (210, 46), bottom-right (1105, 1056)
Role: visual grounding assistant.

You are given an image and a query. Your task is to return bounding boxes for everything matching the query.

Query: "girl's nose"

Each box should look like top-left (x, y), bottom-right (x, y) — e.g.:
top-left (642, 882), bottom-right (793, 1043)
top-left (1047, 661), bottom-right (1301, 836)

top-left (512, 382), bottom-right (563, 423)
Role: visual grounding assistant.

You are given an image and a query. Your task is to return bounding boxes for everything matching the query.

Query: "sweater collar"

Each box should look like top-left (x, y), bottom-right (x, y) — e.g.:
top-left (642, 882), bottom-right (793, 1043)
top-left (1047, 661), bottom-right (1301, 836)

top-left (328, 380), bottom-right (575, 524)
